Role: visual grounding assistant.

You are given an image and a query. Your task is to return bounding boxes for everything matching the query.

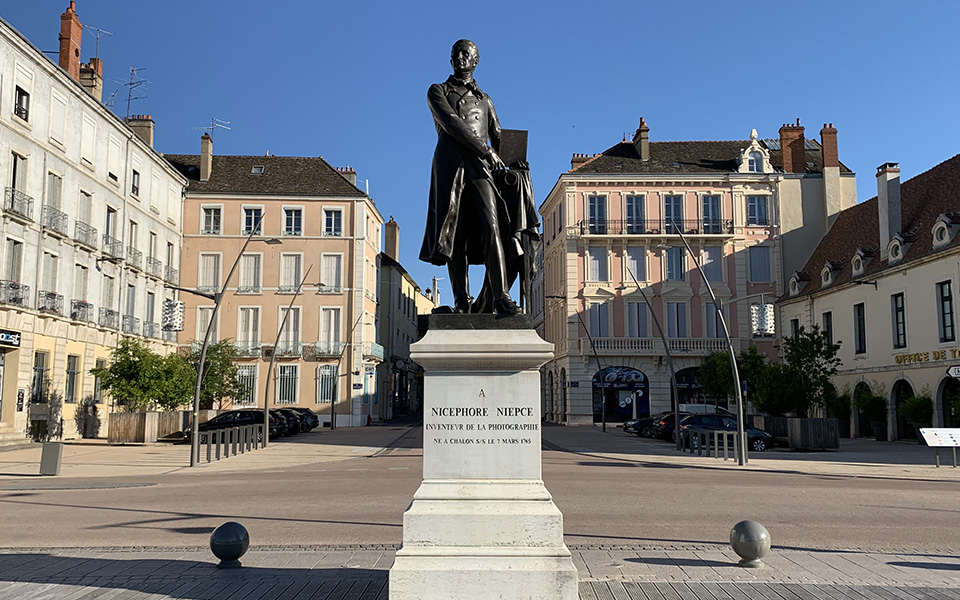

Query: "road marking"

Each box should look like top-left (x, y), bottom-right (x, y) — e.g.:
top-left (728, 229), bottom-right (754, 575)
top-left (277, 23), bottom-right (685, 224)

top-left (388, 467), bottom-right (409, 470)
top-left (347, 468), bottom-right (369, 472)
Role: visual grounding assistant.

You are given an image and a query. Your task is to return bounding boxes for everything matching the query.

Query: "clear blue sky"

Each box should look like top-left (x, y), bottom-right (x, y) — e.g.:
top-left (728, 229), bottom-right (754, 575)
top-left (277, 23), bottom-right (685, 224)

top-left (7, 1), bottom-right (960, 293)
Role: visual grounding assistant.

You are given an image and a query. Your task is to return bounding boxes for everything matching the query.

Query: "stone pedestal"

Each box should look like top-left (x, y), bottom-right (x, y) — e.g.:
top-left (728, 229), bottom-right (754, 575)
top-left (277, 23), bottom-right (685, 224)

top-left (389, 315), bottom-right (577, 600)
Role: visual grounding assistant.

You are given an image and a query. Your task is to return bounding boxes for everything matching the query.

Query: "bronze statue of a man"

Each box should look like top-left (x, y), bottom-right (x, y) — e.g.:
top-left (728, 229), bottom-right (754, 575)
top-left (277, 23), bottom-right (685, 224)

top-left (419, 39), bottom-right (519, 315)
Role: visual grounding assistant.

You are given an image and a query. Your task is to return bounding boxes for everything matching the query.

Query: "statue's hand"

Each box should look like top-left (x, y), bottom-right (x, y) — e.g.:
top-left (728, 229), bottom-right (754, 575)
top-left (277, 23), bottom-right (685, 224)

top-left (486, 149), bottom-right (506, 172)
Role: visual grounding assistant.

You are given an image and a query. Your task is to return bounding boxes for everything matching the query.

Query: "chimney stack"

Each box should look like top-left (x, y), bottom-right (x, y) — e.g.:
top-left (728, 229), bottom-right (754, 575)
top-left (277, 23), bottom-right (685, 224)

top-left (820, 123), bottom-right (838, 169)
top-left (384, 216), bottom-right (400, 261)
top-left (79, 57), bottom-right (103, 101)
top-left (632, 117), bottom-right (650, 161)
top-left (778, 119), bottom-right (806, 173)
top-left (200, 133), bottom-right (213, 182)
top-left (125, 114), bottom-right (155, 148)
top-left (570, 153), bottom-right (592, 170)
top-left (877, 162), bottom-right (901, 260)
top-left (58, 2), bottom-right (82, 81)
top-left (336, 166), bottom-right (357, 186)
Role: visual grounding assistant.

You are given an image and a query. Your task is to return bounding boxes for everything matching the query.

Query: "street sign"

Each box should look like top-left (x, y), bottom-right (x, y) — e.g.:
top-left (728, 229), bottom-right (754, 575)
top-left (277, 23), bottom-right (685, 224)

top-left (947, 365), bottom-right (960, 378)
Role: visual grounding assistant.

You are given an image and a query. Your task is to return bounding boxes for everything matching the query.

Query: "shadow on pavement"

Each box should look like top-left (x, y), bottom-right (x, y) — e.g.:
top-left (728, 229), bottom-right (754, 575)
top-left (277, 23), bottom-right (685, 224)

top-left (888, 561), bottom-right (960, 571)
top-left (0, 553), bottom-right (386, 599)
top-left (626, 556), bottom-right (733, 568)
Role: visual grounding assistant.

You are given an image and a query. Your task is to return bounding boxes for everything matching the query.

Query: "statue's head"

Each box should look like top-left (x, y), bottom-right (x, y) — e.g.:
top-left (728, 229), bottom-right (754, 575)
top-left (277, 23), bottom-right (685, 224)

top-left (450, 39), bottom-right (479, 75)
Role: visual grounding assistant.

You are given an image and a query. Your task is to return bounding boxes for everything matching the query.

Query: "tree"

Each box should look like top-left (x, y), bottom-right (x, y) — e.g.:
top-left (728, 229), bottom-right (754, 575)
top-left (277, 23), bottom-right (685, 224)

top-left (188, 340), bottom-right (242, 410)
top-left (780, 325), bottom-right (842, 417)
top-left (697, 346), bottom-right (769, 402)
top-left (152, 353), bottom-right (196, 411)
top-left (90, 338), bottom-right (194, 412)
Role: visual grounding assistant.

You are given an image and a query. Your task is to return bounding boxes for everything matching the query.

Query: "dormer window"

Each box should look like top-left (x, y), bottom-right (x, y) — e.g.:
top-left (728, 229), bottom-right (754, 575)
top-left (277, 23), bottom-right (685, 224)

top-left (748, 152), bottom-right (762, 173)
top-left (932, 217), bottom-right (955, 249)
top-left (789, 278), bottom-right (799, 296)
top-left (889, 240), bottom-right (902, 262)
top-left (821, 268), bottom-right (832, 285)
top-left (251, 165), bottom-right (265, 175)
top-left (852, 256), bottom-right (863, 275)
top-left (737, 129), bottom-right (772, 174)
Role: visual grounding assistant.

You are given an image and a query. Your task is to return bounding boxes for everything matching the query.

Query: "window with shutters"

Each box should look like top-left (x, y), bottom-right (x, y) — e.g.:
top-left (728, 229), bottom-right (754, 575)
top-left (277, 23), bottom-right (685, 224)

top-left (278, 307), bottom-right (300, 355)
top-left (702, 246), bottom-right (722, 282)
top-left (5, 239), bottom-right (23, 282)
top-left (704, 302), bottom-right (725, 338)
top-left (667, 302), bottom-right (687, 338)
top-left (319, 307), bottom-right (341, 355)
top-left (238, 254), bottom-right (261, 293)
top-left (75, 264), bottom-right (88, 301)
top-left (625, 247), bottom-right (645, 282)
top-left (626, 302), bottom-right (647, 337)
top-left (665, 247), bottom-right (685, 281)
top-left (279, 254), bottom-right (302, 292)
top-left (587, 195), bottom-right (606, 234)
top-left (938, 281), bottom-right (956, 343)
top-left (107, 136), bottom-right (121, 183)
top-left (587, 247), bottom-right (608, 281)
top-left (588, 301), bottom-right (609, 337)
top-left (320, 254), bottom-right (343, 293)
top-left (198, 254), bottom-right (221, 293)
top-left (81, 114), bottom-right (96, 165)
top-left (197, 306), bottom-right (218, 342)
top-left (749, 246), bottom-right (771, 283)
top-left (238, 307), bottom-right (260, 350)
top-left (625, 195), bottom-right (645, 234)
top-left (49, 92), bottom-right (66, 146)
top-left (664, 195), bottom-right (683, 233)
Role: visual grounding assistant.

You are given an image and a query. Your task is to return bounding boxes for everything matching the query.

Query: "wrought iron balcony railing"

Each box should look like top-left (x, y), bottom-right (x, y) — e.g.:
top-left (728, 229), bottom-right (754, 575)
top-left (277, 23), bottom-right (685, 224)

top-left (126, 246), bottom-right (142, 270)
top-left (74, 221), bottom-right (98, 248)
top-left (146, 257), bottom-right (163, 279)
top-left (143, 322), bottom-right (160, 339)
top-left (37, 290), bottom-right (64, 314)
top-left (571, 219), bottom-right (734, 236)
top-left (122, 315), bottom-right (140, 335)
top-left (275, 341), bottom-right (302, 357)
top-left (234, 342), bottom-right (262, 357)
top-left (278, 284), bottom-right (299, 294)
top-left (317, 284), bottom-right (342, 294)
top-left (70, 300), bottom-right (94, 322)
top-left (0, 281), bottom-right (29, 307)
top-left (165, 266), bottom-right (179, 285)
top-left (99, 307), bottom-right (119, 329)
top-left (3, 188), bottom-right (34, 221)
top-left (237, 284), bottom-right (261, 294)
top-left (363, 341), bottom-right (385, 361)
top-left (42, 205), bottom-right (69, 237)
top-left (163, 330), bottom-right (177, 343)
top-left (102, 234), bottom-right (123, 258)
top-left (314, 341), bottom-right (346, 357)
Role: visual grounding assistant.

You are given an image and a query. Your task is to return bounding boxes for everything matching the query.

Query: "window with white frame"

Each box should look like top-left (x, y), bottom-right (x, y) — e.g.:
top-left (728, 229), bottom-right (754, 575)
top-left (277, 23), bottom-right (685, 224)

top-left (235, 365), bottom-right (257, 407)
top-left (238, 307), bottom-right (260, 350)
top-left (790, 318), bottom-right (800, 339)
top-left (854, 303), bottom-right (866, 354)
top-left (238, 254), bottom-right (261, 293)
top-left (625, 195), bottom-right (644, 234)
top-left (197, 306), bottom-right (218, 342)
top-left (625, 247), bottom-right (645, 282)
top-left (199, 253), bottom-right (221, 292)
top-left (131, 169), bottom-right (140, 197)
top-left (276, 364), bottom-right (298, 405)
top-left (748, 152), bottom-right (763, 173)
top-left (280, 254), bottom-right (302, 292)
top-left (324, 209), bottom-right (343, 236)
top-left (588, 195), bottom-right (607, 234)
top-left (284, 207), bottom-right (303, 236)
top-left (317, 365), bottom-right (338, 404)
top-left (891, 293), bottom-right (906, 349)
top-left (46, 172), bottom-right (62, 209)
top-left (704, 302), bottom-right (725, 338)
top-left (243, 207), bottom-right (263, 234)
top-left (10, 152), bottom-right (26, 191)
top-left (588, 301), bottom-right (609, 337)
top-left (937, 281), bottom-right (956, 343)
top-left (667, 302), bottom-right (687, 338)
top-left (41, 252), bottom-right (59, 294)
top-left (587, 246), bottom-right (608, 281)
top-left (5, 238), bottom-right (23, 282)
top-left (107, 136), bottom-right (121, 183)
top-left (321, 254), bottom-right (342, 292)
top-left (202, 207), bottom-right (221, 234)
top-left (50, 92), bottom-right (67, 145)
top-left (278, 306), bottom-right (300, 353)
top-left (81, 114), bottom-right (96, 165)
top-left (319, 307), bottom-right (341, 354)
top-left (14, 86), bottom-right (29, 121)
top-left (664, 195), bottom-right (683, 233)
top-left (747, 196), bottom-right (769, 226)
top-left (702, 246), bottom-right (722, 282)
top-left (665, 246), bottom-right (684, 281)
top-left (822, 311), bottom-right (834, 347)
top-left (749, 246), bottom-right (771, 282)
top-left (74, 264), bottom-right (88, 301)
top-left (626, 302), bottom-right (647, 337)
top-left (702, 194), bottom-right (721, 233)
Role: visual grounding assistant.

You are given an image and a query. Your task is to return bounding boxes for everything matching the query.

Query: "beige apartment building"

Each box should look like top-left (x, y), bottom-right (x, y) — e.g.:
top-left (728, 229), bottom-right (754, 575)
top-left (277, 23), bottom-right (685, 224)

top-left (167, 139), bottom-right (384, 427)
top-left (0, 6), bottom-right (184, 441)
top-left (779, 156), bottom-right (960, 441)
top-left (538, 118), bottom-right (856, 425)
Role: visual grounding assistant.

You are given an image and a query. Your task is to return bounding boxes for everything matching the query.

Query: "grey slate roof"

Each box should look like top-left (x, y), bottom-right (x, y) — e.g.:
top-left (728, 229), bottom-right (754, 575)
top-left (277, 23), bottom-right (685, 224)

top-left (164, 154), bottom-right (366, 197)
top-left (570, 140), bottom-right (853, 175)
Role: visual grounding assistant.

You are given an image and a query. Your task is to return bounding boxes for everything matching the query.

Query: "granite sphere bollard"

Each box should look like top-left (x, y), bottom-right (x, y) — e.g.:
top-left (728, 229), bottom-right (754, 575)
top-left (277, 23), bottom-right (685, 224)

top-left (729, 520), bottom-right (771, 568)
top-left (210, 521), bottom-right (250, 569)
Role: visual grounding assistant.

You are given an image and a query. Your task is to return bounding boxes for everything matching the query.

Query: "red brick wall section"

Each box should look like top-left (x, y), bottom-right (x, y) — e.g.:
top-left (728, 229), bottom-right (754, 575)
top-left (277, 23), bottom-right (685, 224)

top-left (820, 123), bottom-right (839, 169)
top-left (779, 120), bottom-right (806, 173)
top-left (59, 1), bottom-right (83, 81)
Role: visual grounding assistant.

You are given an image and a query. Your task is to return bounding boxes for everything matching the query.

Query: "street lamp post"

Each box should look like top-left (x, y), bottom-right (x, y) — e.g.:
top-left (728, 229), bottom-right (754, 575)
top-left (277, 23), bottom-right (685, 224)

top-left (331, 313), bottom-right (365, 431)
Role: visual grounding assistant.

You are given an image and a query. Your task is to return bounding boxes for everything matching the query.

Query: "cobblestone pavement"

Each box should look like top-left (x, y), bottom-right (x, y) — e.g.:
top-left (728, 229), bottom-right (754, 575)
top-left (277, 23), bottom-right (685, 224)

top-left (0, 544), bottom-right (957, 599)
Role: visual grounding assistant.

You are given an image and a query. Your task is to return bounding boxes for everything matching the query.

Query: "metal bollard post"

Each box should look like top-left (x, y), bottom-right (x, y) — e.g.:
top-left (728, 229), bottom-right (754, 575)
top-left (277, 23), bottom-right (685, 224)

top-left (205, 432), bottom-right (212, 463)
top-left (216, 431), bottom-right (222, 461)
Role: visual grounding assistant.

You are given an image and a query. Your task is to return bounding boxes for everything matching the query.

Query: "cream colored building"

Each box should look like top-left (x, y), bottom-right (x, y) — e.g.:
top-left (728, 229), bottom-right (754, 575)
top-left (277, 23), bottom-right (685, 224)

top-left (538, 118), bottom-right (856, 425)
top-left (779, 157), bottom-right (960, 440)
top-left (0, 6), bottom-right (185, 442)
top-left (167, 139), bottom-right (384, 427)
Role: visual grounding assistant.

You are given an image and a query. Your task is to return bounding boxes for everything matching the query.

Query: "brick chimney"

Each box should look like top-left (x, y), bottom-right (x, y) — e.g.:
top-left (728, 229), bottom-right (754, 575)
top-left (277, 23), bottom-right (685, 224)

top-left (336, 166), bottom-right (357, 186)
top-left (820, 123), bottom-right (838, 169)
top-left (125, 114), bottom-right (154, 148)
top-left (570, 153), bottom-right (591, 170)
top-left (79, 57), bottom-right (102, 101)
top-left (58, 2), bottom-right (82, 81)
top-left (877, 162), bottom-right (901, 260)
top-left (384, 216), bottom-right (399, 261)
top-left (200, 133), bottom-right (213, 182)
top-left (632, 117), bottom-right (650, 161)
top-left (778, 119), bottom-right (806, 173)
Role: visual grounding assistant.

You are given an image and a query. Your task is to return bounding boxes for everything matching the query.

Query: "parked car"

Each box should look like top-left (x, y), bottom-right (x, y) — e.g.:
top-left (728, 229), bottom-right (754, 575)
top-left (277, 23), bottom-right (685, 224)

top-left (287, 407), bottom-right (320, 431)
top-left (275, 408), bottom-right (309, 433)
top-left (679, 414), bottom-right (775, 452)
top-left (623, 412), bottom-right (666, 437)
top-left (196, 409), bottom-right (278, 441)
top-left (270, 409), bottom-right (299, 436)
top-left (651, 412), bottom-right (692, 441)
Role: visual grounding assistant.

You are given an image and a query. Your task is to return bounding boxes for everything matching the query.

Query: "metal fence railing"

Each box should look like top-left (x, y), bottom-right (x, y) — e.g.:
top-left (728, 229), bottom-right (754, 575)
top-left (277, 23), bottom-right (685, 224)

top-left (196, 424), bottom-right (265, 464)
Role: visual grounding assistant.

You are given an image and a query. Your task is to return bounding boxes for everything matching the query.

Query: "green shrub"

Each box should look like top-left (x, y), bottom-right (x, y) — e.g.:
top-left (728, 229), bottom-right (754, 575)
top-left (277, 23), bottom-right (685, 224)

top-left (900, 394), bottom-right (933, 426)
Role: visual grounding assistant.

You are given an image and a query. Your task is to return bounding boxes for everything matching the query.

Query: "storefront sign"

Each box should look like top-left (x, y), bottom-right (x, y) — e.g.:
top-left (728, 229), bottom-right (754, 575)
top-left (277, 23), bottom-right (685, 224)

top-left (895, 348), bottom-right (960, 364)
top-left (16, 389), bottom-right (24, 411)
top-left (0, 329), bottom-right (20, 348)
top-left (568, 381), bottom-right (579, 388)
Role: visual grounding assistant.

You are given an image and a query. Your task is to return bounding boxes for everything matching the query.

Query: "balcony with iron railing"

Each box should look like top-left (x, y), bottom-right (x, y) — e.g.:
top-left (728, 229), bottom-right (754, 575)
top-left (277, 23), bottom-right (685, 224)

top-left (70, 300), bottom-right (94, 322)
top-left (102, 234), bottom-right (123, 258)
top-left (122, 315), bottom-right (140, 335)
top-left (0, 281), bottom-right (29, 307)
top-left (363, 341), bottom-right (385, 361)
top-left (583, 336), bottom-right (737, 357)
top-left (278, 284), bottom-right (299, 294)
top-left (314, 341), bottom-right (347, 357)
top-left (3, 188), bottom-right (34, 222)
top-left (163, 330), bottom-right (177, 343)
top-left (237, 283), bottom-right (262, 294)
top-left (37, 290), bottom-right (64, 315)
top-left (165, 265), bottom-right (179, 285)
top-left (99, 307), bottom-right (119, 329)
top-left (143, 322), bottom-right (160, 339)
top-left (275, 341), bottom-right (302, 357)
top-left (74, 221), bottom-right (98, 248)
top-left (126, 246), bottom-right (142, 270)
top-left (146, 257), bottom-right (163, 279)
top-left (234, 342), bottom-right (262, 357)
top-left (569, 219), bottom-right (734, 237)
top-left (317, 284), bottom-right (342, 294)
top-left (42, 205), bottom-right (69, 237)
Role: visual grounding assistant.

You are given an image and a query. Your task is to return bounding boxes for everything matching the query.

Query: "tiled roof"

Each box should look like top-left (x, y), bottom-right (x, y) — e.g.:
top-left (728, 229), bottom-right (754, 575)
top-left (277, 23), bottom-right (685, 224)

top-left (783, 153), bottom-right (960, 300)
top-left (570, 140), bottom-right (852, 175)
top-left (164, 154), bottom-right (366, 197)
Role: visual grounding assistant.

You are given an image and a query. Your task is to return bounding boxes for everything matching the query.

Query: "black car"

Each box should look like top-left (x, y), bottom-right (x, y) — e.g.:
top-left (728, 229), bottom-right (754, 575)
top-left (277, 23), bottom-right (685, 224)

top-left (270, 409), bottom-right (299, 436)
top-left (286, 407), bottom-right (320, 431)
top-left (679, 414), bottom-right (775, 452)
top-left (651, 412), bottom-right (692, 441)
top-left (275, 408), bottom-right (309, 433)
top-left (197, 409), bottom-right (278, 441)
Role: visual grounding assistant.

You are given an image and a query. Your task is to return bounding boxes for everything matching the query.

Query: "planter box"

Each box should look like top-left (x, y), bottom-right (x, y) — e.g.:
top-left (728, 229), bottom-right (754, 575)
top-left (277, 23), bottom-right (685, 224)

top-left (108, 412), bottom-right (159, 444)
top-left (788, 417), bottom-right (840, 451)
top-left (871, 420), bottom-right (888, 441)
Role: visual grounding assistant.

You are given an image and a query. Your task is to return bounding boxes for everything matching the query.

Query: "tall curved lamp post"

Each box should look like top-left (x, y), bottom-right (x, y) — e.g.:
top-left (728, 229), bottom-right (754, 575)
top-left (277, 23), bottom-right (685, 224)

top-left (330, 312), bottom-right (365, 431)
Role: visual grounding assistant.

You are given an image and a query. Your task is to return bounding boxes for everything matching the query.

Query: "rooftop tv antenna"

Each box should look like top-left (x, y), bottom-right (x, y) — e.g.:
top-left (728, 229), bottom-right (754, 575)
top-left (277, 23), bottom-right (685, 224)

top-left (194, 117), bottom-right (232, 139)
top-left (123, 67), bottom-right (149, 119)
top-left (82, 25), bottom-right (113, 58)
